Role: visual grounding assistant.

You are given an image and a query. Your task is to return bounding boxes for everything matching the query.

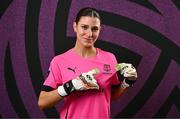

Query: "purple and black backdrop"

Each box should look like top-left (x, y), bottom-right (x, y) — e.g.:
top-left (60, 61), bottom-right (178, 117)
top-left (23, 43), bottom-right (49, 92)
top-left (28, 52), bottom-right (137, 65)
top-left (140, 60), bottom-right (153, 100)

top-left (0, 0), bottom-right (180, 118)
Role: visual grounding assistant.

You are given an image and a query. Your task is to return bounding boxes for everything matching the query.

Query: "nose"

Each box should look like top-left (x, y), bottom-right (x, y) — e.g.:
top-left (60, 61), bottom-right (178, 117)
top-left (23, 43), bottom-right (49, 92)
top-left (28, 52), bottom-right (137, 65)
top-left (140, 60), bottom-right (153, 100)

top-left (87, 29), bottom-right (93, 37)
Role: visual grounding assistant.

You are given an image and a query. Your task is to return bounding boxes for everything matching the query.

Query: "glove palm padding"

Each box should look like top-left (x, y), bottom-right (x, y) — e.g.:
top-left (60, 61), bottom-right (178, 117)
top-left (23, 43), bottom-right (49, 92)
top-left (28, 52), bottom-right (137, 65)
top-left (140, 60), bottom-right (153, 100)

top-left (115, 63), bottom-right (137, 79)
top-left (72, 68), bottom-right (99, 90)
top-left (115, 63), bottom-right (137, 88)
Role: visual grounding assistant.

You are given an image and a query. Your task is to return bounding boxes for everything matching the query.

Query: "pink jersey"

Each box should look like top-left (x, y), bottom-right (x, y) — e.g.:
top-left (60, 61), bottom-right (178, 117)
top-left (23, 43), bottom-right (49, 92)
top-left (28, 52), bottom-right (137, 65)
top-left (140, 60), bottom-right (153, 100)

top-left (43, 48), bottom-right (121, 118)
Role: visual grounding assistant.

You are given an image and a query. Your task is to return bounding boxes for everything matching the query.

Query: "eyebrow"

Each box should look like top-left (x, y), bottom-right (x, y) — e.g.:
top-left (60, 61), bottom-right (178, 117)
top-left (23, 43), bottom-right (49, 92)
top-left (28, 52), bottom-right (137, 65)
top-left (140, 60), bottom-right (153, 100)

top-left (80, 24), bottom-right (99, 27)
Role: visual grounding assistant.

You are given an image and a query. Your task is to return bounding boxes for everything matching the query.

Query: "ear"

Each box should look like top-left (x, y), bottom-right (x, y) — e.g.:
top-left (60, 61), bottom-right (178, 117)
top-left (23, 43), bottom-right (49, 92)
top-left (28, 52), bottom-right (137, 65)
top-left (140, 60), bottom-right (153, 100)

top-left (73, 22), bottom-right (77, 32)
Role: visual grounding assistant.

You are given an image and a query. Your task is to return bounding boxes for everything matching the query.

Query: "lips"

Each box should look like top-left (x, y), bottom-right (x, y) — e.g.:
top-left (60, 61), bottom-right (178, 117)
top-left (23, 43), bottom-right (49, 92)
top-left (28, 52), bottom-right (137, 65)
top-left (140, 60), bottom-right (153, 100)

top-left (84, 38), bottom-right (93, 43)
top-left (84, 38), bottom-right (92, 41)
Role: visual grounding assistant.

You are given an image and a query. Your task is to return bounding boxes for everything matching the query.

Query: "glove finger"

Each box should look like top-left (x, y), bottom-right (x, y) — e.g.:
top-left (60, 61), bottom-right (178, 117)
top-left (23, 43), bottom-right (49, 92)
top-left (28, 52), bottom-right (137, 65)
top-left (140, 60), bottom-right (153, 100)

top-left (124, 71), bottom-right (137, 78)
top-left (79, 75), bottom-right (99, 89)
top-left (121, 64), bottom-right (131, 70)
top-left (87, 68), bottom-right (100, 75)
top-left (84, 83), bottom-right (99, 90)
top-left (131, 66), bottom-right (135, 70)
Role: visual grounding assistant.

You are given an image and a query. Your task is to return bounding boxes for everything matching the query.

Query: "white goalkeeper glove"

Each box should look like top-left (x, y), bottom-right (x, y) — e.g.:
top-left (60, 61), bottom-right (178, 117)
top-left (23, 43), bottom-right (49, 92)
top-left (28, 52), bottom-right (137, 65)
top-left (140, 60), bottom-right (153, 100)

top-left (115, 63), bottom-right (137, 88)
top-left (58, 68), bottom-right (100, 97)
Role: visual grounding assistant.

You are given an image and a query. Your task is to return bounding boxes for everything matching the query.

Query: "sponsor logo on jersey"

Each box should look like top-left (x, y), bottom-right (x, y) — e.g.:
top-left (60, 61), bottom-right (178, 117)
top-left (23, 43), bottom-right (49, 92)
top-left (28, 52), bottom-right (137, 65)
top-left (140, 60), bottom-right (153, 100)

top-left (67, 67), bottom-right (76, 73)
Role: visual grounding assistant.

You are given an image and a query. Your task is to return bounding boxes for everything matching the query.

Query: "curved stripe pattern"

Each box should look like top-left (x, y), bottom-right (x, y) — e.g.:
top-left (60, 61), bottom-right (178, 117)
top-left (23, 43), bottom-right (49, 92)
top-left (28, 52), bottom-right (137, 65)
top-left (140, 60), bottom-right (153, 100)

top-left (98, 11), bottom-right (179, 117)
top-left (100, 11), bottom-right (180, 64)
top-left (95, 39), bottom-right (142, 67)
top-left (0, 0), bottom-right (13, 18)
top-left (154, 86), bottom-right (180, 117)
top-left (172, 0), bottom-right (180, 10)
top-left (128, 0), bottom-right (161, 14)
top-left (1, 0), bottom-right (180, 118)
top-left (25, 0), bottom-right (59, 117)
top-left (54, 0), bottom-right (73, 55)
top-left (4, 43), bottom-right (29, 118)
top-left (117, 52), bottom-right (171, 117)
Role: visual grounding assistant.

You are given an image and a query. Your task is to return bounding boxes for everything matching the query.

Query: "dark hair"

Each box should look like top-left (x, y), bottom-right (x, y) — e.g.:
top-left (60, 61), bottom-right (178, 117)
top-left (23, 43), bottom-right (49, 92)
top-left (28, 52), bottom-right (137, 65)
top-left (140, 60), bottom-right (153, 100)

top-left (75, 7), bottom-right (101, 24)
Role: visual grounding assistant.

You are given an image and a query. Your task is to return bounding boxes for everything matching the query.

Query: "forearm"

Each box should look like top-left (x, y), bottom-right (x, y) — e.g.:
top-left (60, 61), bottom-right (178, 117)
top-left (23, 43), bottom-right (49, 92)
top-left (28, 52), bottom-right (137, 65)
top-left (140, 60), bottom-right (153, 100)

top-left (38, 90), bottom-right (63, 110)
top-left (111, 85), bottom-right (128, 101)
top-left (111, 63), bottom-right (137, 100)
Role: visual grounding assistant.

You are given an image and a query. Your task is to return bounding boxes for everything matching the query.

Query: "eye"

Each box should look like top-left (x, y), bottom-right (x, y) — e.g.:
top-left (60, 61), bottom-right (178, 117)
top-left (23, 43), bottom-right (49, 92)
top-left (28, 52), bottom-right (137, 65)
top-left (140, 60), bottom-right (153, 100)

top-left (81, 25), bottom-right (88, 30)
top-left (92, 27), bottom-right (99, 32)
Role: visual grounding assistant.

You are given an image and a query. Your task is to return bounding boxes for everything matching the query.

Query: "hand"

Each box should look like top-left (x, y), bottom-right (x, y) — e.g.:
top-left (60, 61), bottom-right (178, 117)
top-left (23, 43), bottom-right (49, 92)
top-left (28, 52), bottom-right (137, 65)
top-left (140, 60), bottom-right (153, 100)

top-left (58, 68), bottom-right (100, 97)
top-left (115, 63), bottom-right (137, 88)
top-left (73, 68), bottom-right (100, 90)
top-left (115, 63), bottom-right (137, 79)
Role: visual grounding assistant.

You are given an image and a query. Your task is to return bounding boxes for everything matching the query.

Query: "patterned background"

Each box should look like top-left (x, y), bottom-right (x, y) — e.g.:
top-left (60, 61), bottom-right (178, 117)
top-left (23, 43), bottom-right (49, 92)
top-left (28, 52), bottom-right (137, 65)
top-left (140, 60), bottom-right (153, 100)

top-left (0, 0), bottom-right (180, 118)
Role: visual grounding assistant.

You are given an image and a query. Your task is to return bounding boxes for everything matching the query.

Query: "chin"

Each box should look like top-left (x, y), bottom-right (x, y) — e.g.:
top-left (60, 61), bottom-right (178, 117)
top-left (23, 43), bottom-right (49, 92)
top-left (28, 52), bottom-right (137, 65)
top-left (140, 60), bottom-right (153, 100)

top-left (84, 45), bottom-right (92, 48)
top-left (83, 42), bottom-right (93, 47)
top-left (84, 44), bottom-right (93, 48)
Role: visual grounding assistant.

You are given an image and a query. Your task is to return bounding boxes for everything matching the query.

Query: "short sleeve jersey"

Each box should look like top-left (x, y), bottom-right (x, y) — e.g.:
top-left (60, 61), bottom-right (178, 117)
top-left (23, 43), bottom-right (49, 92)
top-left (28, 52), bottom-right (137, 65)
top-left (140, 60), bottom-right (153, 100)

top-left (43, 48), bottom-right (120, 119)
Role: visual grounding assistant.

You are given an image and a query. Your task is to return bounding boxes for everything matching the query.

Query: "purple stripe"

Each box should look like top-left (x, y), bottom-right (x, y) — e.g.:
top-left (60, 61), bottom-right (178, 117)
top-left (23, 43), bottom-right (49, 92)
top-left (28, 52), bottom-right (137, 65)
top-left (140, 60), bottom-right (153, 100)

top-left (134, 60), bottom-right (180, 117)
top-left (0, 1), bottom-right (18, 117)
top-left (6, 1), bottom-right (45, 118)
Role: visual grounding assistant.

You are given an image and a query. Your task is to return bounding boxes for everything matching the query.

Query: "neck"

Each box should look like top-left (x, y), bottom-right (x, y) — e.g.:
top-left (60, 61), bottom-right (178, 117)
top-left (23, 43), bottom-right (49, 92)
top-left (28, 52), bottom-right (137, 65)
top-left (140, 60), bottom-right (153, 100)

top-left (74, 44), bottom-right (97, 58)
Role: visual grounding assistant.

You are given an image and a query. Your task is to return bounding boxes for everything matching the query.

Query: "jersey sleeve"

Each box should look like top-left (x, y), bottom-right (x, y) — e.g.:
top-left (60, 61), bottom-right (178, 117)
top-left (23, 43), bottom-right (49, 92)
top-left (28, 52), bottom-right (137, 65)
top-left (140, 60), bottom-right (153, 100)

top-left (42, 57), bottom-right (63, 90)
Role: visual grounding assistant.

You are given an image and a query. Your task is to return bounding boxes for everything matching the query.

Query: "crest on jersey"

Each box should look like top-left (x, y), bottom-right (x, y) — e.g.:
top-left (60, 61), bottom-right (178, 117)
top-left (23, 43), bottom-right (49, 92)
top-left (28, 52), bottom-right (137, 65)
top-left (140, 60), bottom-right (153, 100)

top-left (103, 64), bottom-right (112, 74)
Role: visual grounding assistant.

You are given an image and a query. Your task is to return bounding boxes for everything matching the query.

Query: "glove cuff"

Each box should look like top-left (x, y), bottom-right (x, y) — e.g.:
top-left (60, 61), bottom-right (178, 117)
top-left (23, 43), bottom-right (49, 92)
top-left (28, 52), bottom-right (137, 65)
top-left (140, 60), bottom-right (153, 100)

top-left (121, 78), bottom-right (136, 89)
top-left (125, 78), bottom-right (136, 87)
top-left (57, 80), bottom-right (76, 97)
top-left (57, 85), bottom-right (68, 97)
top-left (121, 79), bottom-right (130, 89)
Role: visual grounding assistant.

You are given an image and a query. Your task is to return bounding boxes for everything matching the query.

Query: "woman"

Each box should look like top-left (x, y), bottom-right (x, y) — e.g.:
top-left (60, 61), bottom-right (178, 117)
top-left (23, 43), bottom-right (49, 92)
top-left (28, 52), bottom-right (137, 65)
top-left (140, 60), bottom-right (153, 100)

top-left (38, 7), bottom-right (137, 118)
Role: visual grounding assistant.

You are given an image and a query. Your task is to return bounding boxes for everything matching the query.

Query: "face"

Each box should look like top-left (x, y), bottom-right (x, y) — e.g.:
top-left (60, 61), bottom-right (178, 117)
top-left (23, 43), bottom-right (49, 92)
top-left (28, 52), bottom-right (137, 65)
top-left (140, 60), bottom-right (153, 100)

top-left (73, 16), bottom-right (101, 48)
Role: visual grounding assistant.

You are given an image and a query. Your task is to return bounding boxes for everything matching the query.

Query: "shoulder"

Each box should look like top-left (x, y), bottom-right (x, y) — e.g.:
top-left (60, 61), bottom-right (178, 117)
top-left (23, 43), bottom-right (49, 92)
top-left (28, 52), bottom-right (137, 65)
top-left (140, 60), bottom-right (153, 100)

top-left (98, 48), bottom-right (116, 59)
top-left (50, 48), bottom-right (73, 64)
top-left (97, 48), bottom-right (117, 63)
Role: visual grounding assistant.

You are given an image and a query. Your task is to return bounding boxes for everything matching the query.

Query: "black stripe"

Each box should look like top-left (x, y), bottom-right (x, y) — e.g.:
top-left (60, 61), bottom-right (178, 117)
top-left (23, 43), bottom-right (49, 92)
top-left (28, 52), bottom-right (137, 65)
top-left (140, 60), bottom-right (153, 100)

top-left (4, 43), bottom-right (29, 118)
top-left (0, 0), bottom-right (13, 18)
top-left (100, 11), bottom-right (180, 64)
top-left (25, 0), bottom-right (42, 97)
top-left (25, 0), bottom-right (59, 117)
top-left (41, 85), bottom-right (54, 92)
top-left (54, 0), bottom-right (74, 55)
top-left (128, 0), bottom-right (161, 14)
top-left (172, 0), bottom-right (180, 10)
top-left (63, 80), bottom-right (75, 95)
top-left (153, 86), bottom-right (180, 117)
top-left (116, 52), bottom-right (171, 117)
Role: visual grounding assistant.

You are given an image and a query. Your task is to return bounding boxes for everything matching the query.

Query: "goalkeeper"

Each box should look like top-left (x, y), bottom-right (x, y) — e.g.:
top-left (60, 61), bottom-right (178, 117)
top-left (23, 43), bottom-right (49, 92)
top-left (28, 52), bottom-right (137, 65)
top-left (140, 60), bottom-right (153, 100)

top-left (38, 7), bottom-right (137, 119)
